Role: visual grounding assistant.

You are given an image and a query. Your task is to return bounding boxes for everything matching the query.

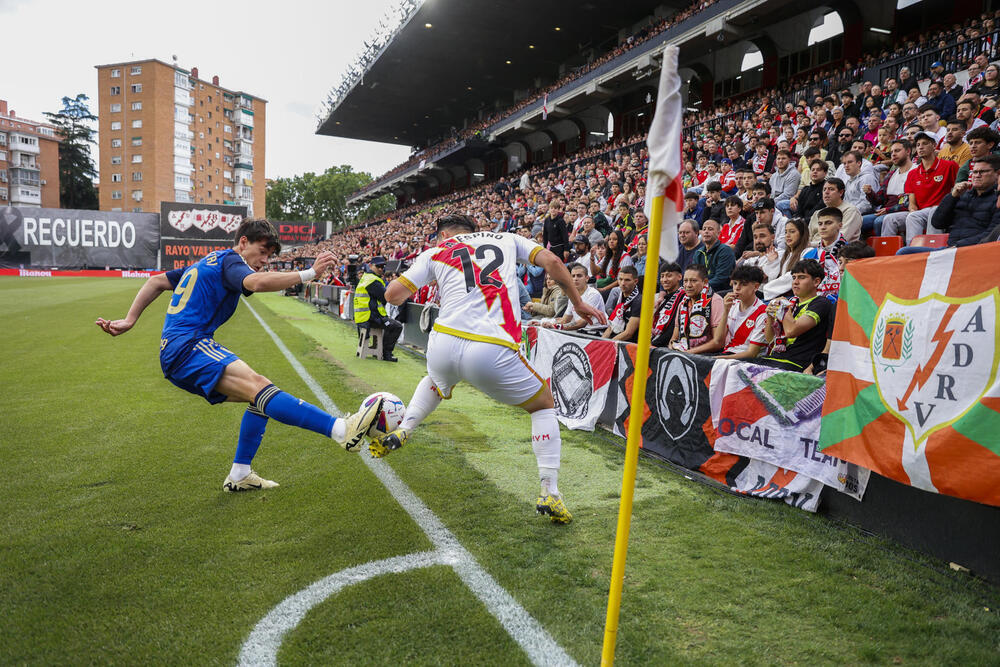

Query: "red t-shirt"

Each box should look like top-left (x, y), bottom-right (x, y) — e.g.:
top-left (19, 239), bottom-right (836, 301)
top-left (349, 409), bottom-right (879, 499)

top-left (720, 171), bottom-right (737, 192)
top-left (695, 169), bottom-right (708, 184)
top-left (905, 158), bottom-right (958, 209)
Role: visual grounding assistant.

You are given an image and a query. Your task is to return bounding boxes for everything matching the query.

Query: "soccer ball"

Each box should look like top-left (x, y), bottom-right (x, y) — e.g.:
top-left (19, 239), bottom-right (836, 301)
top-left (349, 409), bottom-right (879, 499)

top-left (362, 391), bottom-right (406, 439)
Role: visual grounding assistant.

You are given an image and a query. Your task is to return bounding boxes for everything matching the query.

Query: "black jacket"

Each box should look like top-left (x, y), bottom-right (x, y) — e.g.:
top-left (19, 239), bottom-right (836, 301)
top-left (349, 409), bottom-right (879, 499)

top-left (930, 186), bottom-right (1000, 247)
top-left (542, 213), bottom-right (569, 259)
top-left (798, 181), bottom-right (826, 222)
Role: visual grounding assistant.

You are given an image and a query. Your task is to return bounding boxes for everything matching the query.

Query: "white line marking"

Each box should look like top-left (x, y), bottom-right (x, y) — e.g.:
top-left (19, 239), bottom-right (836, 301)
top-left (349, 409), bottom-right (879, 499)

top-left (239, 300), bottom-right (577, 667)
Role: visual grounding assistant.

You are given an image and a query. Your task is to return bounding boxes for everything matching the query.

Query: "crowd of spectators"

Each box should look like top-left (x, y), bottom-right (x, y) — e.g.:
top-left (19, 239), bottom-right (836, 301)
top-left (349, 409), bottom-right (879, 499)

top-left (287, 10), bottom-right (1000, 374)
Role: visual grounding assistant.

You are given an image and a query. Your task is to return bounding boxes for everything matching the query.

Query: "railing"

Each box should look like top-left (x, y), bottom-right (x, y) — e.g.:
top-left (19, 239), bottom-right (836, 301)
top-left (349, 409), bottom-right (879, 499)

top-left (866, 28), bottom-right (1000, 89)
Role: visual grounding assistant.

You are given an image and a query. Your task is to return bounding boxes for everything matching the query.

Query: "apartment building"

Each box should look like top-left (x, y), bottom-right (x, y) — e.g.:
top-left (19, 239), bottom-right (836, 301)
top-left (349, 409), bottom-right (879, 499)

top-left (95, 59), bottom-right (266, 215)
top-left (0, 100), bottom-right (61, 208)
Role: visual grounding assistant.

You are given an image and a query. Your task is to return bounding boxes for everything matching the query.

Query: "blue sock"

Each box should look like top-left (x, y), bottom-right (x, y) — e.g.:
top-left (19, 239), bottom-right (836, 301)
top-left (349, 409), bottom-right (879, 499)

top-left (234, 409), bottom-right (268, 465)
top-left (253, 384), bottom-right (336, 438)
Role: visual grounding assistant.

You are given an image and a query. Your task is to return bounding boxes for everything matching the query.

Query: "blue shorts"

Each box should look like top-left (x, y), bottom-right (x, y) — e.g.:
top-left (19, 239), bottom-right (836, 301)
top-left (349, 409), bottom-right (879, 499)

top-left (162, 338), bottom-right (240, 404)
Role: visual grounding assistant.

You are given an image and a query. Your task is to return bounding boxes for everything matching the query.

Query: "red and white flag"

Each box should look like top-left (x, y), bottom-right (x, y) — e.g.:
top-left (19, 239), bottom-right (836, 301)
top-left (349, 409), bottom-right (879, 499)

top-left (542, 93), bottom-right (548, 121)
top-left (643, 45), bottom-right (683, 262)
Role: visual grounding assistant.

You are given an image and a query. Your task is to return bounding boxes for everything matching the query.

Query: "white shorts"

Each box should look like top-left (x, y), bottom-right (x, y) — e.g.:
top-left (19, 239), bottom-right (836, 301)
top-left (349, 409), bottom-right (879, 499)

top-left (426, 331), bottom-right (547, 406)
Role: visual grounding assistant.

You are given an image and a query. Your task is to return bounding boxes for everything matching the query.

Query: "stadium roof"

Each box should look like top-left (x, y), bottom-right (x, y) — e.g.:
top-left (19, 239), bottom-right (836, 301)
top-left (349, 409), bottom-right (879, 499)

top-left (316, 0), bottom-right (685, 145)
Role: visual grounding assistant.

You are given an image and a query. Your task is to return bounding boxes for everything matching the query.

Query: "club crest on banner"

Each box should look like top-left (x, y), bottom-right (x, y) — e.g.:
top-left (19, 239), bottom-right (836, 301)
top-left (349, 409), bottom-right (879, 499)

top-left (870, 290), bottom-right (999, 445)
top-left (551, 343), bottom-right (592, 420)
top-left (655, 353), bottom-right (699, 440)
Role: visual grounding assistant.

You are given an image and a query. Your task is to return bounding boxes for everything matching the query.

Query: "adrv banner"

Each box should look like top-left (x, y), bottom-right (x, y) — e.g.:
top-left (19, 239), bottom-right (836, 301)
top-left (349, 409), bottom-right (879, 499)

top-left (524, 326), bottom-right (616, 430)
top-left (0, 205), bottom-right (159, 269)
top-left (709, 359), bottom-right (870, 501)
top-left (820, 245), bottom-right (1000, 507)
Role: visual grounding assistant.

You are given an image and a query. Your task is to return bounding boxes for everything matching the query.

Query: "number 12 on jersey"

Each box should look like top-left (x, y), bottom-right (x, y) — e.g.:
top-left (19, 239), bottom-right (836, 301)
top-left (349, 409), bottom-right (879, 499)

top-left (453, 244), bottom-right (502, 292)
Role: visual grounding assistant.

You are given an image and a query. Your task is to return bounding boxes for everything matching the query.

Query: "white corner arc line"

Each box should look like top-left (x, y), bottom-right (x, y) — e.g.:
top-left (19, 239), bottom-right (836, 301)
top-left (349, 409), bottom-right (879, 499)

top-left (239, 300), bottom-right (578, 667)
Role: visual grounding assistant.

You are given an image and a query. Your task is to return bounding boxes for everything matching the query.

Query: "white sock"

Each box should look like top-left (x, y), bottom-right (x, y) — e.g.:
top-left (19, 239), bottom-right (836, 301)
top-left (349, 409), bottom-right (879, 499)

top-left (400, 376), bottom-right (443, 432)
top-left (330, 418), bottom-right (346, 442)
top-left (229, 463), bottom-right (251, 481)
top-left (531, 408), bottom-right (561, 496)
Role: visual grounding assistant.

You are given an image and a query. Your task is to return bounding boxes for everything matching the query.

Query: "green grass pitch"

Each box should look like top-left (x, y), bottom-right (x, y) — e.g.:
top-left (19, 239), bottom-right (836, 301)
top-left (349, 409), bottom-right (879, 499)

top-left (1, 276), bottom-right (998, 665)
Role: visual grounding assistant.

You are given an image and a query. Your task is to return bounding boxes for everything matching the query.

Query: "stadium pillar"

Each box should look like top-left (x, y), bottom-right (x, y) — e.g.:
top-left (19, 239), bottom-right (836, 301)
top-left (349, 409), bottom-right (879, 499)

top-left (749, 35), bottom-right (779, 90)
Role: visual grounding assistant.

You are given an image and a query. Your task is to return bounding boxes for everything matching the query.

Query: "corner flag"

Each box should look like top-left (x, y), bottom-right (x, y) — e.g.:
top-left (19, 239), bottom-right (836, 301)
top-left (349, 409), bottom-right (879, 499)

top-left (643, 45), bottom-right (683, 263)
top-left (602, 45), bottom-right (682, 666)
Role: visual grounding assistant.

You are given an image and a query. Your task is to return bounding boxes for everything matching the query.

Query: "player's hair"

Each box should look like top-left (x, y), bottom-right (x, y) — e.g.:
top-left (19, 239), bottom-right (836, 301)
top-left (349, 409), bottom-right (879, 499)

top-left (684, 264), bottom-right (709, 280)
top-left (817, 206), bottom-right (844, 223)
top-left (618, 265), bottom-right (639, 278)
top-left (840, 240), bottom-right (876, 262)
top-left (791, 258), bottom-right (825, 280)
top-left (436, 214), bottom-right (477, 234)
top-left (730, 264), bottom-right (766, 284)
top-left (235, 219), bottom-right (281, 254)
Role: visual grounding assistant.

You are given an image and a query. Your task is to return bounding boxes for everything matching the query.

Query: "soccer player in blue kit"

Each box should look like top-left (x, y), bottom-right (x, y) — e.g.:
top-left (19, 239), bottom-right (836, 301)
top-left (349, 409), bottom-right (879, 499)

top-left (96, 219), bottom-right (382, 491)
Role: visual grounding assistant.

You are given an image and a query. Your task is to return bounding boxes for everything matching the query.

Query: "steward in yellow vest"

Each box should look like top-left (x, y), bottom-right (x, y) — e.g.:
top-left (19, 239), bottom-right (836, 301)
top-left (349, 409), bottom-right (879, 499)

top-left (352, 256), bottom-right (403, 361)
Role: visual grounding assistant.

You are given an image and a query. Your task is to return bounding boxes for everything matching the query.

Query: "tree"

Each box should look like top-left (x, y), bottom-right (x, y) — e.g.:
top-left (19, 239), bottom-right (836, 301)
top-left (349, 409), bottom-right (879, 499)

top-left (44, 94), bottom-right (99, 210)
top-left (265, 165), bottom-right (396, 228)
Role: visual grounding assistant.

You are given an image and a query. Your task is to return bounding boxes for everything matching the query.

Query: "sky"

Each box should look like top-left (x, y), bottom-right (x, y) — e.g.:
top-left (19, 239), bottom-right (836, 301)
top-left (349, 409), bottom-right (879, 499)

top-left (0, 0), bottom-right (412, 181)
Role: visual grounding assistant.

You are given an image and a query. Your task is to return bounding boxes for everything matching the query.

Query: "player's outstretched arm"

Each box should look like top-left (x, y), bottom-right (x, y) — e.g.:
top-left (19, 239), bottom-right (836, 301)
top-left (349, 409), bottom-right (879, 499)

top-left (385, 279), bottom-right (413, 306)
top-left (534, 249), bottom-right (607, 326)
top-left (243, 251), bottom-right (336, 293)
top-left (95, 273), bottom-right (173, 336)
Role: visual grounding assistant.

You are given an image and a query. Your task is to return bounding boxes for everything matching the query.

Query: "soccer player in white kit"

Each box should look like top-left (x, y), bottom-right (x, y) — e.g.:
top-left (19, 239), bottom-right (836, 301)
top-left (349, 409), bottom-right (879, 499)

top-left (373, 214), bottom-right (606, 523)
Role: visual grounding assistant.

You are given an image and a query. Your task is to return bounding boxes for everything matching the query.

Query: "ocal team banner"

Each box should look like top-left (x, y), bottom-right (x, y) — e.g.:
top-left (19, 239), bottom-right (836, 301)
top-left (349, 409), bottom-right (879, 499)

top-left (159, 202), bottom-right (247, 269)
top-left (0, 205), bottom-right (159, 269)
top-left (709, 359), bottom-right (871, 502)
top-left (819, 245), bottom-right (1000, 507)
top-left (523, 326), bottom-right (616, 430)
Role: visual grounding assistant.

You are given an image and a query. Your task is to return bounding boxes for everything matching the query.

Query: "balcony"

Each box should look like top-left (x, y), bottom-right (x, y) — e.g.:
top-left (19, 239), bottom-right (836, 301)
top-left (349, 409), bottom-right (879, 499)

top-left (11, 185), bottom-right (41, 205)
top-left (9, 132), bottom-right (40, 155)
top-left (9, 168), bottom-right (41, 188)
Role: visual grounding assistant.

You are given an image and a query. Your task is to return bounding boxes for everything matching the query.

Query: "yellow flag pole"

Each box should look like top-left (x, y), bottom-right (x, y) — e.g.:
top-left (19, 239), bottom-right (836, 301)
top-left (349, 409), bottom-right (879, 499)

top-left (601, 193), bottom-right (666, 666)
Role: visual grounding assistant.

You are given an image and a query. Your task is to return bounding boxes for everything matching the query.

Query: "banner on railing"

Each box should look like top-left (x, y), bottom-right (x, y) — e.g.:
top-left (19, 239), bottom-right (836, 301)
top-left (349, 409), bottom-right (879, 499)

top-left (0, 205), bottom-right (159, 269)
top-left (820, 245), bottom-right (1000, 508)
top-left (524, 326), bottom-right (616, 431)
top-left (709, 359), bottom-right (870, 501)
top-left (159, 202), bottom-right (247, 269)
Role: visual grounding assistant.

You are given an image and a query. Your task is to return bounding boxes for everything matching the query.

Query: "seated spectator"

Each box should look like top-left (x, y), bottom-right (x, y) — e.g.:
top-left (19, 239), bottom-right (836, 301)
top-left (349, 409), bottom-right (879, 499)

top-left (918, 104), bottom-right (947, 146)
top-left (523, 273), bottom-right (567, 320)
top-left (719, 158), bottom-right (739, 193)
top-left (752, 196), bottom-right (787, 251)
top-left (613, 201), bottom-right (636, 237)
top-left (570, 235), bottom-right (593, 274)
top-left (937, 117), bottom-right (973, 168)
top-left (761, 259), bottom-right (834, 373)
top-left (828, 126), bottom-right (855, 167)
top-left (882, 131), bottom-right (959, 243)
top-left (676, 219), bottom-right (704, 272)
top-left (841, 150), bottom-right (881, 214)
top-left (740, 221), bottom-right (782, 283)
top-left (838, 240), bottom-right (876, 274)
top-left (770, 149), bottom-right (801, 215)
top-left (900, 154), bottom-right (1000, 252)
top-left (764, 217), bottom-right (810, 301)
top-left (712, 265), bottom-right (769, 359)
top-left (602, 266), bottom-right (642, 342)
top-left (955, 99), bottom-right (988, 140)
top-left (684, 191), bottom-right (704, 221)
top-left (789, 158), bottom-right (828, 222)
top-left (694, 218), bottom-right (736, 294)
top-left (540, 262), bottom-right (605, 331)
top-left (925, 80), bottom-right (957, 120)
top-left (651, 262), bottom-right (685, 347)
top-left (589, 200), bottom-right (613, 236)
top-left (955, 125), bottom-right (1000, 182)
top-left (803, 207), bottom-right (847, 300)
top-left (862, 138), bottom-right (915, 235)
top-left (808, 177), bottom-right (863, 242)
top-left (631, 235), bottom-right (650, 277)
top-left (580, 216), bottom-right (605, 246)
top-left (668, 264), bottom-right (724, 354)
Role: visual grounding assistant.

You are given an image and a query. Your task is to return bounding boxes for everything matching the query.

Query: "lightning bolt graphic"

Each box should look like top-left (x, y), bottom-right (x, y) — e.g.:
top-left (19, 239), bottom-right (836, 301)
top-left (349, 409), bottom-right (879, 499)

top-left (896, 303), bottom-right (960, 411)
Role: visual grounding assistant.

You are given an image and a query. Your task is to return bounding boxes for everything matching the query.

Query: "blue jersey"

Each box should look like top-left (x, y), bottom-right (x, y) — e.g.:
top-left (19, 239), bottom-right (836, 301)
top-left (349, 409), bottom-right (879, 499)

top-left (159, 249), bottom-right (255, 371)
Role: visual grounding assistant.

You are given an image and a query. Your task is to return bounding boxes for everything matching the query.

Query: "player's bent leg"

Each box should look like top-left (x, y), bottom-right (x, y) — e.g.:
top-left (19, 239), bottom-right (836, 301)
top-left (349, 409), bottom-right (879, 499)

top-left (369, 375), bottom-right (444, 458)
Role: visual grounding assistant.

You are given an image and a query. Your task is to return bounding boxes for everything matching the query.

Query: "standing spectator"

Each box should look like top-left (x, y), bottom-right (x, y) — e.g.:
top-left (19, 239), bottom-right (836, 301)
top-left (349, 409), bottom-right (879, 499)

top-left (542, 199), bottom-right (569, 261)
top-left (882, 131), bottom-right (959, 243)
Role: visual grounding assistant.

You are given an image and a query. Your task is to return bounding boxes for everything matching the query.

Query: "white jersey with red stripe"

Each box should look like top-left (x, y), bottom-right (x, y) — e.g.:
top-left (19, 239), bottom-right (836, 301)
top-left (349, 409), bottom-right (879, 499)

top-left (723, 297), bottom-right (768, 354)
top-left (398, 231), bottom-right (542, 350)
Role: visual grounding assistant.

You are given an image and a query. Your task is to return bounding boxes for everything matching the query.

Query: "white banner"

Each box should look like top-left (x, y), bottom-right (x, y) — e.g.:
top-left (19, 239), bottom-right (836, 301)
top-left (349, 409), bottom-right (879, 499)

top-left (530, 327), bottom-right (616, 431)
top-left (730, 458), bottom-right (825, 512)
top-left (710, 360), bottom-right (870, 501)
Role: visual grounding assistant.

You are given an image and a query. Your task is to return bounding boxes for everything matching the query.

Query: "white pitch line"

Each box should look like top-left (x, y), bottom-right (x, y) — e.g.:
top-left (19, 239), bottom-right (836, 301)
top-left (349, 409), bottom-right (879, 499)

top-left (239, 300), bottom-right (577, 667)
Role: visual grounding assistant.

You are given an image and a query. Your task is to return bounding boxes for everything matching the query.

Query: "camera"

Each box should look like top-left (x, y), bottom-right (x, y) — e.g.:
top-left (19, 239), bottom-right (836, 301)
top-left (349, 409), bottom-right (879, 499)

top-left (346, 254), bottom-right (361, 287)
